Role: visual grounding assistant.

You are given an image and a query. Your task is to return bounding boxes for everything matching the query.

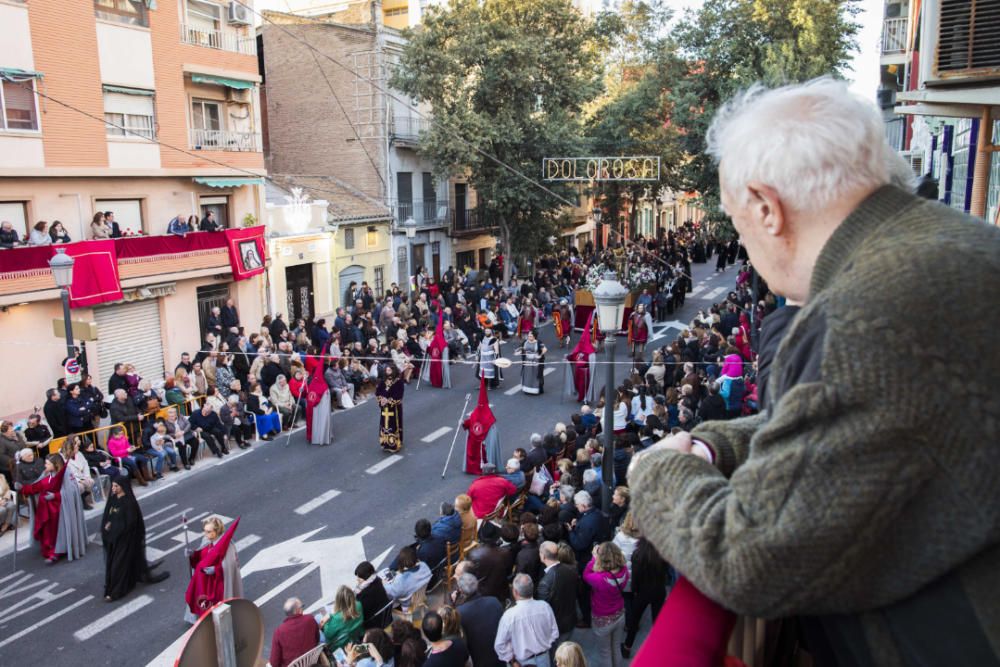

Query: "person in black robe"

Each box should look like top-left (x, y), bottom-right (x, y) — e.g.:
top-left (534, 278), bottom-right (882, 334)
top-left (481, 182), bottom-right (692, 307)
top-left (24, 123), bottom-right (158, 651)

top-left (101, 477), bottom-right (168, 601)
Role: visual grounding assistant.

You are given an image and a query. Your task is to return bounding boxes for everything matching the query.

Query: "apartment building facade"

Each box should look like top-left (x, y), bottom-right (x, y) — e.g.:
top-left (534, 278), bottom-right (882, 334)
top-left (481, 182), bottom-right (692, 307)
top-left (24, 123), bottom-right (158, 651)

top-left (0, 0), bottom-right (267, 420)
top-left (879, 0), bottom-right (1000, 223)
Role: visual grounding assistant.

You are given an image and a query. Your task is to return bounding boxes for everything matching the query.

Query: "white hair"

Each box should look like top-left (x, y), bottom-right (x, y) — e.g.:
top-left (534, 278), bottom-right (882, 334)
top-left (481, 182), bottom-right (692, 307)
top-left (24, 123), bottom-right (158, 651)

top-left (574, 490), bottom-right (593, 508)
top-left (512, 573), bottom-right (534, 599)
top-left (582, 468), bottom-right (598, 484)
top-left (707, 77), bottom-right (892, 213)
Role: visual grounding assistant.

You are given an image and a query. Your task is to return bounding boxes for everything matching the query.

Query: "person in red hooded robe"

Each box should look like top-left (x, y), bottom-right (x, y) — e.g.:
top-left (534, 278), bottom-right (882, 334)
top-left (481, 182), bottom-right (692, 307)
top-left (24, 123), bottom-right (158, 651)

top-left (17, 453), bottom-right (68, 562)
top-left (184, 516), bottom-right (242, 623)
top-left (564, 313), bottom-right (597, 404)
top-left (462, 377), bottom-right (502, 475)
top-left (420, 314), bottom-right (451, 388)
top-left (289, 347), bottom-right (333, 446)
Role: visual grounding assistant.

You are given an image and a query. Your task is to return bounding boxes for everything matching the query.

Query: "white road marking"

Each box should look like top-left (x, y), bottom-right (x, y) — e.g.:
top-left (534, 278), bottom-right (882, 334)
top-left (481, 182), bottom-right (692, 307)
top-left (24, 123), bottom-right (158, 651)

top-left (366, 455), bottom-right (403, 475)
top-left (253, 562), bottom-right (319, 607)
top-left (235, 534), bottom-right (262, 551)
top-left (140, 503), bottom-right (178, 520)
top-left (704, 287), bottom-right (726, 301)
top-left (144, 508), bottom-right (194, 534)
top-left (689, 285), bottom-right (706, 296)
top-left (294, 489), bottom-right (342, 516)
top-left (0, 575), bottom-right (48, 601)
top-left (420, 427), bottom-right (452, 443)
top-left (135, 481), bottom-right (177, 500)
top-left (5, 584), bottom-right (75, 623)
top-left (73, 594), bottom-right (154, 641)
top-left (0, 570), bottom-right (25, 586)
top-left (504, 384), bottom-right (523, 395)
top-left (146, 511), bottom-right (207, 544)
top-left (0, 595), bottom-right (94, 650)
top-left (543, 367), bottom-right (556, 375)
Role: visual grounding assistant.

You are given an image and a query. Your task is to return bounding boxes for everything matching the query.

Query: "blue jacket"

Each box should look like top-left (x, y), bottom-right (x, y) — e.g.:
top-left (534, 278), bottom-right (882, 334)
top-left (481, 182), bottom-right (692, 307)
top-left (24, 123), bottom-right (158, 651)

top-left (568, 508), bottom-right (610, 563)
top-left (431, 513), bottom-right (462, 544)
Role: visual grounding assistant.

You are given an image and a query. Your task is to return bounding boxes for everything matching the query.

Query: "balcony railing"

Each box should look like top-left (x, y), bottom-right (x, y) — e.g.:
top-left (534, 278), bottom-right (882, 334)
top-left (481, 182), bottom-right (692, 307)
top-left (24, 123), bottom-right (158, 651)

top-left (181, 24), bottom-right (256, 55)
top-left (391, 115), bottom-right (431, 141)
top-left (451, 207), bottom-right (498, 234)
top-left (190, 128), bottom-right (262, 152)
top-left (885, 117), bottom-right (906, 152)
top-left (881, 17), bottom-right (907, 55)
top-left (394, 199), bottom-right (450, 226)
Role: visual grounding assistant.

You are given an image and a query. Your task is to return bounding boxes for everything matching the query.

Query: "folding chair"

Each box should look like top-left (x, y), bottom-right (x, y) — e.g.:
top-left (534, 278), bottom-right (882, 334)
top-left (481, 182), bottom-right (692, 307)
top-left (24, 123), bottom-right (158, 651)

top-left (286, 643), bottom-right (329, 667)
top-left (391, 582), bottom-right (429, 624)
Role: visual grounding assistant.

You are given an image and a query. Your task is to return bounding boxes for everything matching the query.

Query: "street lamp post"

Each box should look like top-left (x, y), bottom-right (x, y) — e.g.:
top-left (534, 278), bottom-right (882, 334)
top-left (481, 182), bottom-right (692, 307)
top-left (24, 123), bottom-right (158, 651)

top-left (48, 248), bottom-right (76, 359)
top-left (592, 271), bottom-right (628, 514)
top-left (403, 217), bottom-right (417, 297)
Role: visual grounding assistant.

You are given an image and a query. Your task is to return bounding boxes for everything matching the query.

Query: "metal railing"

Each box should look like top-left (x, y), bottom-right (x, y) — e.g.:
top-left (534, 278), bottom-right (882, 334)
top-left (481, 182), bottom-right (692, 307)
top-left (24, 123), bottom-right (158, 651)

top-left (451, 207), bottom-right (497, 233)
top-left (391, 115), bottom-right (430, 140)
top-left (190, 128), bottom-right (262, 152)
top-left (881, 17), bottom-right (908, 55)
top-left (181, 24), bottom-right (256, 55)
top-left (394, 199), bottom-right (449, 225)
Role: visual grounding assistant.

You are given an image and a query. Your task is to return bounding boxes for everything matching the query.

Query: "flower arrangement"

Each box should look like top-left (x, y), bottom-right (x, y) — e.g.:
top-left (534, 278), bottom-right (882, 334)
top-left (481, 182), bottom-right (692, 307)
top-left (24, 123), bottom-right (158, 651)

top-left (121, 228), bottom-right (145, 237)
top-left (583, 262), bottom-right (658, 291)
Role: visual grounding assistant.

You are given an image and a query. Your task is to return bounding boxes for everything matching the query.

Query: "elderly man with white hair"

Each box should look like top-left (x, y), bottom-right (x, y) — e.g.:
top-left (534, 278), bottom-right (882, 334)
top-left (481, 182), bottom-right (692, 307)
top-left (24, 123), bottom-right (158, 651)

top-left (268, 597), bottom-right (319, 667)
top-left (629, 77), bottom-right (1000, 664)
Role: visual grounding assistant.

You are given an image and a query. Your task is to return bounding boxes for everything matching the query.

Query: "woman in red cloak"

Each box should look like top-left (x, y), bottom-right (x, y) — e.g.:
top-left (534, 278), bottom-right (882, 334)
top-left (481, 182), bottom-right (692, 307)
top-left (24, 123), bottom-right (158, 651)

top-left (184, 516), bottom-right (242, 623)
top-left (17, 454), bottom-right (68, 562)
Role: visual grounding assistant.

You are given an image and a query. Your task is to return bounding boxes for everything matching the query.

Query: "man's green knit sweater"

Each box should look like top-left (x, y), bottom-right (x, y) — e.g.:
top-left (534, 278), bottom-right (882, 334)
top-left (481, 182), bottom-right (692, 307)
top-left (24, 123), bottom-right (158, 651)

top-left (631, 186), bottom-right (1000, 665)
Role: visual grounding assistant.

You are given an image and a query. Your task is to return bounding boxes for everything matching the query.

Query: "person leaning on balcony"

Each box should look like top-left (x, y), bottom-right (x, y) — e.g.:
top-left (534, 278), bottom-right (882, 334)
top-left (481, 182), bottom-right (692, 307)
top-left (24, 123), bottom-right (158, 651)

top-left (29, 221), bottom-right (52, 246)
top-left (0, 221), bottom-right (23, 248)
top-left (167, 212), bottom-right (191, 237)
top-left (199, 211), bottom-right (221, 232)
top-left (49, 220), bottom-right (71, 244)
top-left (90, 212), bottom-right (112, 240)
top-left (629, 78), bottom-right (1000, 665)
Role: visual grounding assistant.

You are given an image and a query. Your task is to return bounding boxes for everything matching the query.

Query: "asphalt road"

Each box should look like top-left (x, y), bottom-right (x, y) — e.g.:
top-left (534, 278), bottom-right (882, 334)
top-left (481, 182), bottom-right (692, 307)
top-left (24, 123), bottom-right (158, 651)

top-left (0, 259), bottom-right (735, 666)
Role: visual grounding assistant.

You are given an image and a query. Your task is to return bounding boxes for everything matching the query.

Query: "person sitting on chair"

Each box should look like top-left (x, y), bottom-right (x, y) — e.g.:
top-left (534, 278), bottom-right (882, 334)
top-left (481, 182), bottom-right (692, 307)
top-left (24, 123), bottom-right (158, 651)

top-left (382, 546), bottom-right (432, 613)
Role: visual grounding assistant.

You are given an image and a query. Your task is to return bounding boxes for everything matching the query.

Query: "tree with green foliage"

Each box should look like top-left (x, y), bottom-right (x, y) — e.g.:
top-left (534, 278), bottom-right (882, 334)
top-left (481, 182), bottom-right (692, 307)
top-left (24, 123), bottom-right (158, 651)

top-left (669, 0), bottom-right (862, 236)
top-left (391, 0), bottom-right (606, 281)
top-left (585, 0), bottom-right (685, 245)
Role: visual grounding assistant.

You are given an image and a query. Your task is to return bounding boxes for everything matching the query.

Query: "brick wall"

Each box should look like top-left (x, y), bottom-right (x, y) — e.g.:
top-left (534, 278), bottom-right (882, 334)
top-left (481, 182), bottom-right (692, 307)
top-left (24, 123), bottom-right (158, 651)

top-left (260, 21), bottom-right (386, 201)
top-left (29, 0), bottom-right (108, 167)
top-left (148, 0), bottom-right (263, 170)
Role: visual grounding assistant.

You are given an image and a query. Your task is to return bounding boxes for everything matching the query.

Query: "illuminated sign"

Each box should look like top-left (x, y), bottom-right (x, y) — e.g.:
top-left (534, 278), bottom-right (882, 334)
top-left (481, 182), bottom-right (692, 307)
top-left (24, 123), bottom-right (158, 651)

top-left (542, 156), bottom-right (660, 182)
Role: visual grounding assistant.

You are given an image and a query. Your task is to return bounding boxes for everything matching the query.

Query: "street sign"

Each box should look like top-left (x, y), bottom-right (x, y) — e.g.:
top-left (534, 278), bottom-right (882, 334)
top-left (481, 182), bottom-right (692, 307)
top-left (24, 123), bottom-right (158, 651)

top-left (542, 156), bottom-right (660, 182)
top-left (52, 318), bottom-right (98, 341)
top-left (64, 358), bottom-right (82, 385)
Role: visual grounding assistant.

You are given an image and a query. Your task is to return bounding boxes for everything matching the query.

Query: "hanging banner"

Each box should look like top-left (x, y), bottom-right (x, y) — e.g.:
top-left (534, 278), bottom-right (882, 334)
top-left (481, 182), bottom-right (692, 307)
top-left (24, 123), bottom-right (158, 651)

top-left (63, 240), bottom-right (123, 308)
top-left (223, 227), bottom-right (267, 281)
top-left (542, 156), bottom-right (660, 182)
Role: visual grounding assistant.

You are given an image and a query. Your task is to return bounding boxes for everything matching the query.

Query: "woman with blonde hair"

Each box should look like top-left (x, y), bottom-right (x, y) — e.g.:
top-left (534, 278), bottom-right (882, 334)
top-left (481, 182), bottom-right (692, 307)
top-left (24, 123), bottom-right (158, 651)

top-left (438, 605), bottom-right (463, 640)
top-left (583, 541), bottom-right (629, 667)
top-left (321, 584), bottom-right (364, 652)
top-left (184, 515), bottom-right (243, 623)
top-left (555, 641), bottom-right (588, 667)
top-left (454, 493), bottom-right (476, 546)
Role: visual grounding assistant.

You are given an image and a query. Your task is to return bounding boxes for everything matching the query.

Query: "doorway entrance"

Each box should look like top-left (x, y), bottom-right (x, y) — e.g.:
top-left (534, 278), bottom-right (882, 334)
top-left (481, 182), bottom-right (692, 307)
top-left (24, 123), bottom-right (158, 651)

top-left (285, 264), bottom-right (314, 323)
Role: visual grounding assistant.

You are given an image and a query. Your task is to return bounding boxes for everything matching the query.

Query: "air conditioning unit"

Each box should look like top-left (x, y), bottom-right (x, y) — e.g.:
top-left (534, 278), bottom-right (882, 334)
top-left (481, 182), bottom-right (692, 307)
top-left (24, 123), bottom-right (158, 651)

top-left (922, 0), bottom-right (1000, 86)
top-left (226, 87), bottom-right (252, 104)
top-left (228, 1), bottom-right (252, 25)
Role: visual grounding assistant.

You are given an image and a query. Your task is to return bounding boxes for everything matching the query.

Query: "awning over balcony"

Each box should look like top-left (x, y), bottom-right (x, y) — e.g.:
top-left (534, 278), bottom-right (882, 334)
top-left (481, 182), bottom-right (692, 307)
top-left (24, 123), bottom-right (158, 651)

top-left (193, 177), bottom-right (264, 188)
top-left (191, 73), bottom-right (255, 90)
top-left (102, 85), bottom-right (154, 96)
top-left (0, 67), bottom-right (43, 82)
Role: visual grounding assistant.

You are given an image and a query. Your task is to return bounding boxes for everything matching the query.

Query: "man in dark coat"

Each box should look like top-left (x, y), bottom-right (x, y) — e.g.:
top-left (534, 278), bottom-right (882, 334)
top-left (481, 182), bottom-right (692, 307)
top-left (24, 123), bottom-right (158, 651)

top-left (467, 522), bottom-right (514, 601)
top-left (268, 314), bottom-right (288, 342)
top-left (107, 362), bottom-right (129, 396)
top-left (456, 572), bottom-right (505, 667)
top-left (43, 388), bottom-right (68, 438)
top-left (567, 490), bottom-right (608, 626)
top-left (537, 540), bottom-right (578, 653)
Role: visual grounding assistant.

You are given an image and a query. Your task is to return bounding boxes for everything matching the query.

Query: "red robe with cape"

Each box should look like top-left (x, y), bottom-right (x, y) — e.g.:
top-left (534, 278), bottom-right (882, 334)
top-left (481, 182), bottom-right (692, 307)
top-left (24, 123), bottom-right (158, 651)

top-left (568, 313), bottom-right (597, 402)
top-left (290, 352), bottom-right (330, 441)
top-left (185, 517), bottom-right (241, 618)
top-left (462, 377), bottom-right (496, 475)
top-left (21, 465), bottom-right (68, 559)
top-left (427, 316), bottom-right (448, 388)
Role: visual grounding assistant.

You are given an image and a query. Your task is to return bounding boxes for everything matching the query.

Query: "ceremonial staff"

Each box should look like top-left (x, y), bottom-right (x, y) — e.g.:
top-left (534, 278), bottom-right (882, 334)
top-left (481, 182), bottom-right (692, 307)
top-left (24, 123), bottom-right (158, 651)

top-left (441, 393), bottom-right (472, 478)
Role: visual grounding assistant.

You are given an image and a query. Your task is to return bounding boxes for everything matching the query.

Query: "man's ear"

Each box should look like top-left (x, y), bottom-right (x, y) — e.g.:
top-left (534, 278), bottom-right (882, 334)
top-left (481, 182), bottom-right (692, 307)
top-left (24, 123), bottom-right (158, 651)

top-left (747, 182), bottom-right (785, 236)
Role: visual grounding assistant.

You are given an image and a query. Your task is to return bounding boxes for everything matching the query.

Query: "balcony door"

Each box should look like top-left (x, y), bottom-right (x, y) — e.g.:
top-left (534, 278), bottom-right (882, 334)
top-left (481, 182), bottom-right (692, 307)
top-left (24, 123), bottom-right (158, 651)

top-left (285, 264), bottom-right (315, 323)
top-left (187, 0), bottom-right (222, 47)
top-left (200, 195), bottom-right (229, 228)
top-left (192, 98), bottom-right (223, 148)
top-left (454, 183), bottom-right (467, 229)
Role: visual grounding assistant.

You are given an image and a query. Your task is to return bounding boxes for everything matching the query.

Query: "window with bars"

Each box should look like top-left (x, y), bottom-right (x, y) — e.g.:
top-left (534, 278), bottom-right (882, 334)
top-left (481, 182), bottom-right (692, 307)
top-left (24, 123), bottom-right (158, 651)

top-left (344, 228), bottom-right (355, 249)
top-left (1, 78), bottom-right (40, 131)
top-left (987, 121), bottom-right (1000, 225)
top-left (374, 266), bottom-right (385, 297)
top-left (104, 90), bottom-right (156, 140)
top-left (94, 0), bottom-right (149, 27)
top-left (950, 119), bottom-right (973, 214)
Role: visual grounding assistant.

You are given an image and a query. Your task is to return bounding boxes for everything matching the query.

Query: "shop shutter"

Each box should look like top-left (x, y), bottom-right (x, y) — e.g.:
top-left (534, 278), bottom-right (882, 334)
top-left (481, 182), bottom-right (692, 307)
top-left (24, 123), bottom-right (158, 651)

top-left (94, 299), bottom-right (165, 390)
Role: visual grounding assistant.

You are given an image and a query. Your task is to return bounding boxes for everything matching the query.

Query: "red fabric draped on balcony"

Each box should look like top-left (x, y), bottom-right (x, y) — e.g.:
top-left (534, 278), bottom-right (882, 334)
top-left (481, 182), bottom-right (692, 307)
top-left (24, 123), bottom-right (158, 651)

top-left (0, 228), bottom-right (267, 301)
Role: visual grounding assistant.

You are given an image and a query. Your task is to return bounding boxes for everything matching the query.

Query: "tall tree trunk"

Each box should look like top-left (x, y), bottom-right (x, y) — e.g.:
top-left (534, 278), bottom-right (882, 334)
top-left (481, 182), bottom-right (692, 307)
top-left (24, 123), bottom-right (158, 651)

top-left (500, 220), bottom-right (513, 286)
